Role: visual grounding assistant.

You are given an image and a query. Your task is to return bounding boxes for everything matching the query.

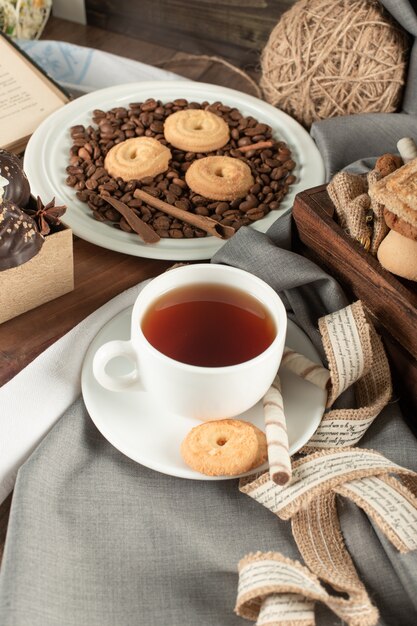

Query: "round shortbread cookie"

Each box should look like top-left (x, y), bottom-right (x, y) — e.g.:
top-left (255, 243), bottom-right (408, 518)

top-left (248, 423), bottom-right (268, 470)
top-left (104, 137), bottom-right (171, 182)
top-left (185, 156), bottom-right (254, 201)
top-left (164, 109), bottom-right (230, 153)
top-left (377, 230), bottom-right (417, 281)
top-left (181, 419), bottom-right (259, 476)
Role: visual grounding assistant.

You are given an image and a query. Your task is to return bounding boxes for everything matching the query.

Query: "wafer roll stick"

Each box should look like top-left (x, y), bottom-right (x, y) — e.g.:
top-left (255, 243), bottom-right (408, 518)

top-left (397, 137), bottom-right (417, 163)
top-left (263, 375), bottom-right (292, 486)
top-left (282, 347), bottom-right (330, 391)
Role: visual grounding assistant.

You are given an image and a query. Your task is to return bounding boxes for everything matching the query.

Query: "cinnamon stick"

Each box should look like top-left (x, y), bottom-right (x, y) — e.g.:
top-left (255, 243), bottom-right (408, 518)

top-left (134, 189), bottom-right (235, 239)
top-left (238, 140), bottom-right (275, 153)
top-left (101, 196), bottom-right (160, 244)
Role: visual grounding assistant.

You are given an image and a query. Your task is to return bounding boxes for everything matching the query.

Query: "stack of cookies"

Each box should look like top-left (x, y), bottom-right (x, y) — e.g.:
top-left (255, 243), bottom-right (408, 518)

top-left (369, 157), bottom-right (417, 282)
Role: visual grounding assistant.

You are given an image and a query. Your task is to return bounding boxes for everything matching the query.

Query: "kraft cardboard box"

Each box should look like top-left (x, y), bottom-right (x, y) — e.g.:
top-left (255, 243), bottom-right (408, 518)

top-left (0, 222), bottom-right (74, 324)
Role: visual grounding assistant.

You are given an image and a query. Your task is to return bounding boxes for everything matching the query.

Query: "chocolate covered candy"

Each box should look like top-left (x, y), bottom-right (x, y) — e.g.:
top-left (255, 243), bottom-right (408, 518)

top-left (0, 200), bottom-right (44, 270)
top-left (0, 150), bottom-right (31, 208)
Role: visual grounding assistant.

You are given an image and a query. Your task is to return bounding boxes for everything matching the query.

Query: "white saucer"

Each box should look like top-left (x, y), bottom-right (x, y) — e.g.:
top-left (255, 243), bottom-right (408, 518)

top-left (81, 307), bottom-right (326, 480)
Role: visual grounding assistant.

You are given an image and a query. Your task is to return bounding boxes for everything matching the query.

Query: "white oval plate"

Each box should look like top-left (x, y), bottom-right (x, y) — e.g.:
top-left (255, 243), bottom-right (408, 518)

top-left (81, 306), bottom-right (326, 480)
top-left (24, 80), bottom-right (325, 261)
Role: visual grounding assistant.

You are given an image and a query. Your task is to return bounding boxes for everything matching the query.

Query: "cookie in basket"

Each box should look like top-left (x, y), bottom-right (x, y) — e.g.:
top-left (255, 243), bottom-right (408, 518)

top-left (369, 157), bottom-right (417, 281)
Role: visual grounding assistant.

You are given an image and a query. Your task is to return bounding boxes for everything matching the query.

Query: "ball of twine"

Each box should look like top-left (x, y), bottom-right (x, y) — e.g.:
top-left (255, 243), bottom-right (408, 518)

top-left (260, 0), bottom-right (409, 128)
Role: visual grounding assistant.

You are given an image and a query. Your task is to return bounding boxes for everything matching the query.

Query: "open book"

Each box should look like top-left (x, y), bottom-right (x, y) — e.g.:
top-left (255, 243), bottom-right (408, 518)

top-left (0, 33), bottom-right (69, 154)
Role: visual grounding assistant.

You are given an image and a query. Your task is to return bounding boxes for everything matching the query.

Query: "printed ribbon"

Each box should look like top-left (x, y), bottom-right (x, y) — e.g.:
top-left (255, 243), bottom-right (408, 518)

top-left (237, 448), bottom-right (417, 626)
top-left (282, 301), bottom-right (392, 449)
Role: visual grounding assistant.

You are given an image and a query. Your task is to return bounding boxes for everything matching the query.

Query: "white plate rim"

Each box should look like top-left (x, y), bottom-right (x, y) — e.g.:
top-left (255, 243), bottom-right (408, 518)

top-left (24, 80), bottom-right (325, 261)
top-left (81, 306), bottom-right (326, 480)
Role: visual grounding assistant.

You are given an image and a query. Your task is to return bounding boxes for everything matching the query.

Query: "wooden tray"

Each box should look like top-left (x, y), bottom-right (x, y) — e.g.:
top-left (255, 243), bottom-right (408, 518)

top-left (292, 185), bottom-right (417, 417)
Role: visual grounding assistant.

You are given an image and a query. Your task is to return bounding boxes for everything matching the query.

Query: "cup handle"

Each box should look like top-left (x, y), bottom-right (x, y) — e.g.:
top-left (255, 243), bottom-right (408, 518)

top-left (92, 340), bottom-right (144, 392)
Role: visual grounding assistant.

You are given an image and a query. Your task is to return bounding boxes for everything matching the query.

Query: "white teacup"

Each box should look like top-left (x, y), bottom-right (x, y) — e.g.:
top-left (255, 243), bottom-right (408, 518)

top-left (93, 263), bottom-right (287, 420)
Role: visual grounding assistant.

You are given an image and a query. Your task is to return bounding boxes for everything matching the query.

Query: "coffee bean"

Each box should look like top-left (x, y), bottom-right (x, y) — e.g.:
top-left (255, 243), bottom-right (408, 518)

top-left (68, 97), bottom-right (296, 238)
top-left (191, 195), bottom-right (208, 205)
top-left (215, 202), bottom-right (229, 215)
top-left (183, 226), bottom-right (195, 238)
top-left (92, 210), bottom-right (106, 222)
top-left (269, 201), bottom-right (280, 211)
top-left (76, 190), bottom-right (89, 202)
top-left (150, 121), bottom-right (164, 133)
top-left (128, 199), bottom-right (143, 208)
top-left (195, 206), bottom-right (210, 216)
top-left (86, 163), bottom-right (96, 177)
top-left (85, 179), bottom-right (98, 190)
top-left (165, 192), bottom-right (176, 205)
top-left (104, 208), bottom-right (120, 221)
top-left (271, 167), bottom-right (285, 180)
top-left (247, 207), bottom-right (265, 220)
top-left (237, 137), bottom-right (252, 147)
top-left (169, 183), bottom-right (183, 196)
top-left (71, 125), bottom-right (86, 134)
top-left (153, 216), bottom-right (170, 230)
top-left (223, 209), bottom-right (240, 218)
top-left (142, 186), bottom-right (160, 197)
top-left (172, 177), bottom-right (187, 188)
top-left (169, 228), bottom-right (184, 238)
top-left (174, 199), bottom-right (190, 211)
top-left (91, 167), bottom-right (107, 180)
top-left (239, 194), bottom-right (258, 212)
top-left (119, 218), bottom-right (133, 232)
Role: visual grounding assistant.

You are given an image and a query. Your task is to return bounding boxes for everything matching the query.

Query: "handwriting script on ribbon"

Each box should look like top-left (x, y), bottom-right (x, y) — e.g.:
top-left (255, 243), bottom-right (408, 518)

top-left (281, 301), bottom-right (392, 451)
top-left (236, 448), bottom-right (417, 626)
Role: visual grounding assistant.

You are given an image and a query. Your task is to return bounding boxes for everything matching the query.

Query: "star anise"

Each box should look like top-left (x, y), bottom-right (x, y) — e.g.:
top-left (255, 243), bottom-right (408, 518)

top-left (27, 196), bottom-right (67, 236)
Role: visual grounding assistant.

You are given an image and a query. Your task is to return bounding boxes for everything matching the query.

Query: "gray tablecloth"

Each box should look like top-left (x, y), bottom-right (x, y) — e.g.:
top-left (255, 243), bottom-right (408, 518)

top-left (0, 214), bottom-right (416, 626)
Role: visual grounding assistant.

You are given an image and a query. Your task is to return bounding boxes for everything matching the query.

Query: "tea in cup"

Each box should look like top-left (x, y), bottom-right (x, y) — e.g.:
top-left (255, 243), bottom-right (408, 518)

top-left (93, 263), bottom-right (287, 420)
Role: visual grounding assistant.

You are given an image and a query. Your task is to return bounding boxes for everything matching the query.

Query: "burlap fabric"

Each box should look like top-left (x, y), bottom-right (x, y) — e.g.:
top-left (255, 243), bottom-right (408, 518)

top-left (327, 168), bottom-right (391, 255)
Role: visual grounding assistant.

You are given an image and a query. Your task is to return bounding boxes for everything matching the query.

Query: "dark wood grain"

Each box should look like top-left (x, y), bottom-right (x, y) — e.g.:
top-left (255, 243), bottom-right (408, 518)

top-left (85, 0), bottom-right (294, 68)
top-left (42, 15), bottom-right (178, 67)
top-left (41, 17), bottom-right (262, 93)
